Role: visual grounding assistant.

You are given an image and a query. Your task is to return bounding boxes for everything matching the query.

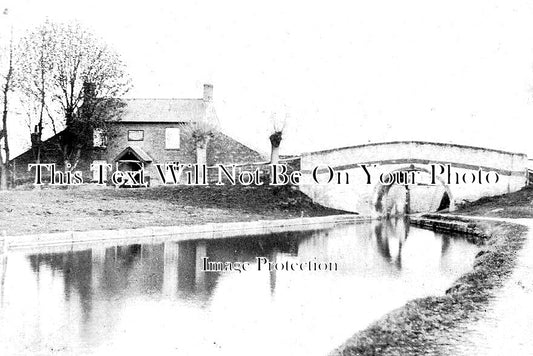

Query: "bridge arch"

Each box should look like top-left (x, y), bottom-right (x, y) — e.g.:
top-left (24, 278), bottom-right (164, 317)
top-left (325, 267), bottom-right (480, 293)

top-left (371, 165), bottom-right (455, 216)
top-left (299, 141), bottom-right (528, 216)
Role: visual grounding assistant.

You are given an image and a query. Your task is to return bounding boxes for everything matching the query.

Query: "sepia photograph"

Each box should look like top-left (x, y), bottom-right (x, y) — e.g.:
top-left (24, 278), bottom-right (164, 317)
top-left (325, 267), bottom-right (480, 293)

top-left (1, 1), bottom-right (533, 355)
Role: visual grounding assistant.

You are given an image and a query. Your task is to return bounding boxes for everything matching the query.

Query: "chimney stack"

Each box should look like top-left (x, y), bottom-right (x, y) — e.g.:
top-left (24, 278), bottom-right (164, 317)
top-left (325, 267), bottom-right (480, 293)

top-left (203, 84), bottom-right (213, 102)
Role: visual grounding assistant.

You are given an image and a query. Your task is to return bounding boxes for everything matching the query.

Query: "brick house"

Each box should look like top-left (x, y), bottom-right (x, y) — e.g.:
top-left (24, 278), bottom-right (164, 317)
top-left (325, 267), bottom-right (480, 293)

top-left (10, 84), bottom-right (266, 185)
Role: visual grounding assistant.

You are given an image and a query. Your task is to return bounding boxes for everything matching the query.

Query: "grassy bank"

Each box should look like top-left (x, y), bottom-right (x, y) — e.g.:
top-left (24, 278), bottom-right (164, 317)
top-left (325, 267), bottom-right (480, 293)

top-left (331, 217), bottom-right (528, 355)
top-left (0, 185), bottom-right (347, 236)
top-left (452, 185), bottom-right (533, 218)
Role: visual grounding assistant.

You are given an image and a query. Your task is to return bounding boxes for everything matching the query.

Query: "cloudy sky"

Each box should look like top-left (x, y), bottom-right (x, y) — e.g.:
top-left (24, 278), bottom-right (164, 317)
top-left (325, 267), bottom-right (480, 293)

top-left (2, 0), bottom-right (533, 157)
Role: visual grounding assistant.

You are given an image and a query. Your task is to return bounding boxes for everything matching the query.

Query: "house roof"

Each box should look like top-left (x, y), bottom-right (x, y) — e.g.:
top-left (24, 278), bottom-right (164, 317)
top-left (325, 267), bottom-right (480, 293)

top-left (118, 98), bottom-right (207, 123)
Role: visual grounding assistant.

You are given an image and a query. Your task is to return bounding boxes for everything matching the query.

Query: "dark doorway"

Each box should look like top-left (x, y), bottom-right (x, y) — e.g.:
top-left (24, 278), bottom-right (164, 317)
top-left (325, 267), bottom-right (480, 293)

top-left (437, 191), bottom-right (451, 211)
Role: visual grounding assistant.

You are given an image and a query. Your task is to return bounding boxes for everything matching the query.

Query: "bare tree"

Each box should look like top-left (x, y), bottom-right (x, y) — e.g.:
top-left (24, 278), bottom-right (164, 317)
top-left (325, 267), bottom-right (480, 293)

top-left (0, 8), bottom-right (14, 190)
top-left (268, 110), bottom-right (287, 165)
top-left (36, 21), bottom-right (131, 170)
top-left (15, 20), bottom-right (56, 165)
top-left (182, 102), bottom-right (219, 182)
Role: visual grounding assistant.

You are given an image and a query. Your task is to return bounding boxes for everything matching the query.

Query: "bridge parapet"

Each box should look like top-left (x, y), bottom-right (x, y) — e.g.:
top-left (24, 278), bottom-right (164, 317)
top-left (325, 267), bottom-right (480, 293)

top-left (299, 141), bottom-right (528, 216)
top-left (301, 141), bottom-right (528, 173)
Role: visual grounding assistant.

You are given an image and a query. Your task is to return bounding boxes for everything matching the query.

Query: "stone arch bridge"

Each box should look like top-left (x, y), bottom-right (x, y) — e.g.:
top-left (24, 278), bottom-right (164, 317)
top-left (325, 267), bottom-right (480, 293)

top-left (298, 141), bottom-right (528, 217)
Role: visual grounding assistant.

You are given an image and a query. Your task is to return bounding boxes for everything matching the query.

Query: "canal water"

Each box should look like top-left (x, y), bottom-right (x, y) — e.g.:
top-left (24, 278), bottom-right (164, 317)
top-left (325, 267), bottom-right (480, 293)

top-left (0, 220), bottom-right (478, 356)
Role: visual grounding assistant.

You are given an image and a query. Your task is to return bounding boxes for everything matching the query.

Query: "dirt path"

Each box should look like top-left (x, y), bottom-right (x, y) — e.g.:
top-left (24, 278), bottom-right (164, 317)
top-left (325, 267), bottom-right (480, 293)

top-left (443, 216), bottom-right (533, 355)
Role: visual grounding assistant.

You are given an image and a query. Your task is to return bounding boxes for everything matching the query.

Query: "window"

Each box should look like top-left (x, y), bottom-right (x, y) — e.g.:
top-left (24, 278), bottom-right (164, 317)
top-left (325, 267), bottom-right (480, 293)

top-left (93, 129), bottom-right (106, 148)
top-left (128, 130), bottom-right (144, 141)
top-left (165, 128), bottom-right (180, 149)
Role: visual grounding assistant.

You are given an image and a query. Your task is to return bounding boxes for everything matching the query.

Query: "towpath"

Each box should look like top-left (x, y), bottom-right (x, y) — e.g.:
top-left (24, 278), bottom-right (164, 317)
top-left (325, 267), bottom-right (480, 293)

top-left (443, 215), bottom-right (533, 355)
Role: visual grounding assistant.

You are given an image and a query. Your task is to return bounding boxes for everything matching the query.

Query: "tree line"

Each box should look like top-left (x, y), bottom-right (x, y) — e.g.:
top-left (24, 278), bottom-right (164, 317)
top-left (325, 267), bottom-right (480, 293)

top-left (0, 18), bottom-right (131, 190)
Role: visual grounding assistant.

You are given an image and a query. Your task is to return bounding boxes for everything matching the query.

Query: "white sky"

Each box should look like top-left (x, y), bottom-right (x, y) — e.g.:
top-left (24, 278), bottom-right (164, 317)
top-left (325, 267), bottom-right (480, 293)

top-left (2, 0), bottom-right (533, 157)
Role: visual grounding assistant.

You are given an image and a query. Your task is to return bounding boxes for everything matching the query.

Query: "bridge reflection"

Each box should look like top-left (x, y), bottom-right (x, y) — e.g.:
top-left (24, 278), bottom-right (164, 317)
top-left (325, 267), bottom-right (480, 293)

top-left (373, 218), bottom-right (408, 269)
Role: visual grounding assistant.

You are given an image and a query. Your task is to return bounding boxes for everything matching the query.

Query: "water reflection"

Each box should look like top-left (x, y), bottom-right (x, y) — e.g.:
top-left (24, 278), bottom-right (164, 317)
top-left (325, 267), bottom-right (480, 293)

top-left (373, 217), bottom-right (409, 269)
top-left (0, 220), bottom-right (478, 356)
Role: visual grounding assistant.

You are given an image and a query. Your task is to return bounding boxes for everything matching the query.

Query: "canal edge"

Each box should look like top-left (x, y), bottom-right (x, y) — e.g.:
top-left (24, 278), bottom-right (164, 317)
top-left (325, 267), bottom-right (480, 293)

top-left (329, 213), bottom-right (530, 355)
top-left (0, 214), bottom-right (369, 250)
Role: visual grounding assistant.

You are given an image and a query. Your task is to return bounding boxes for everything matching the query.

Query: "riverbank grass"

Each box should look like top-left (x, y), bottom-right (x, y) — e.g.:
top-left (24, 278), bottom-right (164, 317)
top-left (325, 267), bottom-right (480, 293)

top-left (0, 185), bottom-right (347, 236)
top-left (452, 184), bottom-right (533, 218)
top-left (331, 217), bottom-right (528, 355)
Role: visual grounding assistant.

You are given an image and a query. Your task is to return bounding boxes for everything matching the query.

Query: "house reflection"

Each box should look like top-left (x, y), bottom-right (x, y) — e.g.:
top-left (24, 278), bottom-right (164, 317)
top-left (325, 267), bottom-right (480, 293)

top-left (22, 218), bottom-right (458, 333)
top-left (23, 231), bottom-right (307, 314)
